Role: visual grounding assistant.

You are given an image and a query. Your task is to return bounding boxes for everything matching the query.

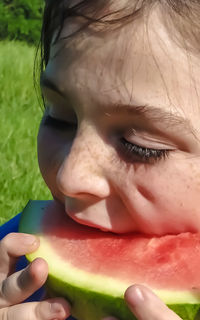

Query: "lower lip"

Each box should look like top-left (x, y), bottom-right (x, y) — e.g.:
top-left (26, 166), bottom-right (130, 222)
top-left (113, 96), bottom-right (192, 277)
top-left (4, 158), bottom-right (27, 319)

top-left (65, 210), bottom-right (112, 232)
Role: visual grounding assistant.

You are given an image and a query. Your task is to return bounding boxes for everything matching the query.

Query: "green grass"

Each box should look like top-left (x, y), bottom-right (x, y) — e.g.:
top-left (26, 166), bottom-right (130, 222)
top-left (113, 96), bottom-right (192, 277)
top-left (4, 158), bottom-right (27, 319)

top-left (0, 40), bottom-right (52, 225)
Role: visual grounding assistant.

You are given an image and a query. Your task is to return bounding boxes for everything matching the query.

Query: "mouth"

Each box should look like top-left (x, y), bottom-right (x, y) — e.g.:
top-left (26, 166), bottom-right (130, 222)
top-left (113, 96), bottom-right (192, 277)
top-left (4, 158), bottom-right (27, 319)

top-left (66, 210), bottom-right (115, 232)
top-left (54, 197), bottom-right (199, 236)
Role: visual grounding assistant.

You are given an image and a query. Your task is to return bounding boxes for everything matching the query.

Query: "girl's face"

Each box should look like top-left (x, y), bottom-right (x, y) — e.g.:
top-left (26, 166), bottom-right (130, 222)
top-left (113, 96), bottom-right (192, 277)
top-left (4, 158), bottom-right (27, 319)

top-left (38, 7), bottom-right (200, 235)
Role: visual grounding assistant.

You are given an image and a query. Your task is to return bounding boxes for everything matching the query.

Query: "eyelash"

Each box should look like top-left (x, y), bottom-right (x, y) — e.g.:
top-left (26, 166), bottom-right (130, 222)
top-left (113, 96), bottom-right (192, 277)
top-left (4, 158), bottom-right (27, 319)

top-left (43, 115), bottom-right (170, 163)
top-left (43, 115), bottom-right (77, 130)
top-left (119, 137), bottom-right (170, 163)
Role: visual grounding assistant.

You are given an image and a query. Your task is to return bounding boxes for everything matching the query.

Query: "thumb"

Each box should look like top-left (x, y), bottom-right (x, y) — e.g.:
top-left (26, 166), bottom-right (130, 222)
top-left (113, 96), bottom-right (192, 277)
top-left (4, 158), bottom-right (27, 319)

top-left (0, 298), bottom-right (71, 320)
top-left (124, 284), bottom-right (181, 320)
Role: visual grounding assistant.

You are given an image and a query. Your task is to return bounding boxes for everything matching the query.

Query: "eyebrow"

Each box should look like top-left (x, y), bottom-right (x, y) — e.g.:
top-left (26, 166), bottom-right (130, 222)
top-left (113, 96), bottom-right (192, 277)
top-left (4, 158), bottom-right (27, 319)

top-left (40, 73), bottom-right (195, 135)
top-left (41, 72), bottom-right (65, 98)
top-left (104, 104), bottom-right (194, 133)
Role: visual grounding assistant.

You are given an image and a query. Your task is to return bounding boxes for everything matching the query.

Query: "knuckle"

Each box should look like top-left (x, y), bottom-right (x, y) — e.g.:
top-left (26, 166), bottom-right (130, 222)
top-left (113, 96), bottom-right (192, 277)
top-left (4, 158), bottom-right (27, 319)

top-left (1, 279), bottom-right (7, 299)
top-left (17, 265), bottom-right (31, 290)
top-left (0, 279), bottom-right (12, 309)
top-left (0, 308), bottom-right (9, 320)
top-left (0, 234), bottom-right (18, 253)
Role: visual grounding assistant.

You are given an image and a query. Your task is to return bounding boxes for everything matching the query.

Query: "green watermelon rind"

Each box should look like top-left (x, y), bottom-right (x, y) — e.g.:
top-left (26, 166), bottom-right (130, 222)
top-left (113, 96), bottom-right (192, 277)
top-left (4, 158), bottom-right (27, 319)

top-left (47, 273), bottom-right (200, 320)
top-left (26, 241), bottom-right (200, 320)
top-left (19, 200), bottom-right (200, 320)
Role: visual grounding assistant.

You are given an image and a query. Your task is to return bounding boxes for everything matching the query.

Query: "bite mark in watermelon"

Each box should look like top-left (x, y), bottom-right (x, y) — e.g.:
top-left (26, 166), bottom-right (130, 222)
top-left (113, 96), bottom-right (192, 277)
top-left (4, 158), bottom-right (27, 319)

top-left (19, 200), bottom-right (200, 320)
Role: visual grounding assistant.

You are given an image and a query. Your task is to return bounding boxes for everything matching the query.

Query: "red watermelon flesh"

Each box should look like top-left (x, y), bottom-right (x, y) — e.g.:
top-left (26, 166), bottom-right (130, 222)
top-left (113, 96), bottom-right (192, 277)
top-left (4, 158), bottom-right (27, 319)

top-left (19, 201), bottom-right (200, 320)
top-left (42, 200), bottom-right (200, 291)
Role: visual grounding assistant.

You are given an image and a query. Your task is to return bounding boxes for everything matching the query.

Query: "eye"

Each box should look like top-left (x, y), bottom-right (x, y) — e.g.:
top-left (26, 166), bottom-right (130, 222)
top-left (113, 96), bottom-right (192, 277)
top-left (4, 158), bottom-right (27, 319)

top-left (119, 137), bottom-right (171, 164)
top-left (43, 115), bottom-right (77, 131)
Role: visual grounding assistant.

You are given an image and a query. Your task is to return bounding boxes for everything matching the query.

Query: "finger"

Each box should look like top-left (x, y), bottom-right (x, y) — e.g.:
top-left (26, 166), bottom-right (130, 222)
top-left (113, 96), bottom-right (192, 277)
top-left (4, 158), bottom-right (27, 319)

top-left (124, 284), bottom-right (181, 320)
top-left (0, 258), bottom-right (48, 308)
top-left (0, 233), bottom-right (39, 278)
top-left (0, 298), bottom-right (71, 320)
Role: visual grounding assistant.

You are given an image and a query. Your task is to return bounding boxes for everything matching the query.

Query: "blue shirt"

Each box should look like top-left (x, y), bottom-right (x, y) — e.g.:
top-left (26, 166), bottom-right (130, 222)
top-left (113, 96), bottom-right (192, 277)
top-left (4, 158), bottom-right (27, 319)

top-left (0, 214), bottom-right (75, 319)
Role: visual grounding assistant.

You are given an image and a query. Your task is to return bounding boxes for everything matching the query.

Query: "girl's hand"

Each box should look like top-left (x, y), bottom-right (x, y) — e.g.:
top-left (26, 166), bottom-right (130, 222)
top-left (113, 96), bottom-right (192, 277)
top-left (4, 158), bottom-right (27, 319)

top-left (0, 233), bottom-right (70, 320)
top-left (103, 284), bottom-right (182, 320)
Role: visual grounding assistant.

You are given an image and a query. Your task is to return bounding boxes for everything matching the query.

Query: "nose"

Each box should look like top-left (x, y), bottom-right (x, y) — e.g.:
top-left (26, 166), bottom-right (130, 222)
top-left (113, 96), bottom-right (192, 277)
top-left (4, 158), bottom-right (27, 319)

top-left (56, 126), bottom-right (111, 199)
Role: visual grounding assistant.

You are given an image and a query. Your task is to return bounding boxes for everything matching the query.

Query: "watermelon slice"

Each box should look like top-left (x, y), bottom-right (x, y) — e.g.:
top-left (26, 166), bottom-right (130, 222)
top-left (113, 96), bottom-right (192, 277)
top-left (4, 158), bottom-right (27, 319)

top-left (19, 200), bottom-right (200, 320)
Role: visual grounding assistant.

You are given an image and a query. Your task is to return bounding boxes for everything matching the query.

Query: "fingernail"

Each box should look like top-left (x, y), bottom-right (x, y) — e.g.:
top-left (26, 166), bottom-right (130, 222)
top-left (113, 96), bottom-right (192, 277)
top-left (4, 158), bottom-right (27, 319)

top-left (50, 301), bottom-right (69, 319)
top-left (125, 286), bottom-right (145, 307)
top-left (133, 287), bottom-right (145, 303)
top-left (22, 234), bottom-right (38, 245)
top-left (50, 302), bottom-right (65, 316)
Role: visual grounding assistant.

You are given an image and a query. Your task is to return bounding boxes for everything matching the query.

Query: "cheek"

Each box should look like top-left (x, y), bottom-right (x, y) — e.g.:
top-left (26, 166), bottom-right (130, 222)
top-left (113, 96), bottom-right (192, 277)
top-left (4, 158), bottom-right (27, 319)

top-left (147, 161), bottom-right (200, 209)
top-left (124, 159), bottom-right (200, 207)
top-left (113, 157), bottom-right (200, 234)
top-left (37, 126), bottom-right (72, 193)
top-left (150, 162), bottom-right (200, 233)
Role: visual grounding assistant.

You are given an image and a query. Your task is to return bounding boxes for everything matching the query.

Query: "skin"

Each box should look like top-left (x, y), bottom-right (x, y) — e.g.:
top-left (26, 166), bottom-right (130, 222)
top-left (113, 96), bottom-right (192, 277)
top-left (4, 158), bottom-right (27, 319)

top-left (39, 6), bottom-right (200, 235)
top-left (1, 3), bottom-right (200, 320)
top-left (0, 233), bottom-right (70, 319)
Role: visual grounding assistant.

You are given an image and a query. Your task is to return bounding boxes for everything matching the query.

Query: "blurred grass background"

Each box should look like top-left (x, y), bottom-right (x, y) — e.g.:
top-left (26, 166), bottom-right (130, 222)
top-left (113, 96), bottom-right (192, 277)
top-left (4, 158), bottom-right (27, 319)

top-left (0, 40), bottom-right (52, 225)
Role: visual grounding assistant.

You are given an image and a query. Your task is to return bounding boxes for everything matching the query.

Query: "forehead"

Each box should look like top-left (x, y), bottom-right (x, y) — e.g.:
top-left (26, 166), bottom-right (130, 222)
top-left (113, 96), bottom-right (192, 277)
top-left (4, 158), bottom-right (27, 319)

top-left (45, 6), bottom-right (200, 128)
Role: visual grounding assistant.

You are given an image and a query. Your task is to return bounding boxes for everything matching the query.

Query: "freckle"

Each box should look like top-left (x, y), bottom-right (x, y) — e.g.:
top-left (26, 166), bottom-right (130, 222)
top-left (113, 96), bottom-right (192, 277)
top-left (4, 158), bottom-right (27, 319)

top-left (105, 112), bottom-right (111, 117)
